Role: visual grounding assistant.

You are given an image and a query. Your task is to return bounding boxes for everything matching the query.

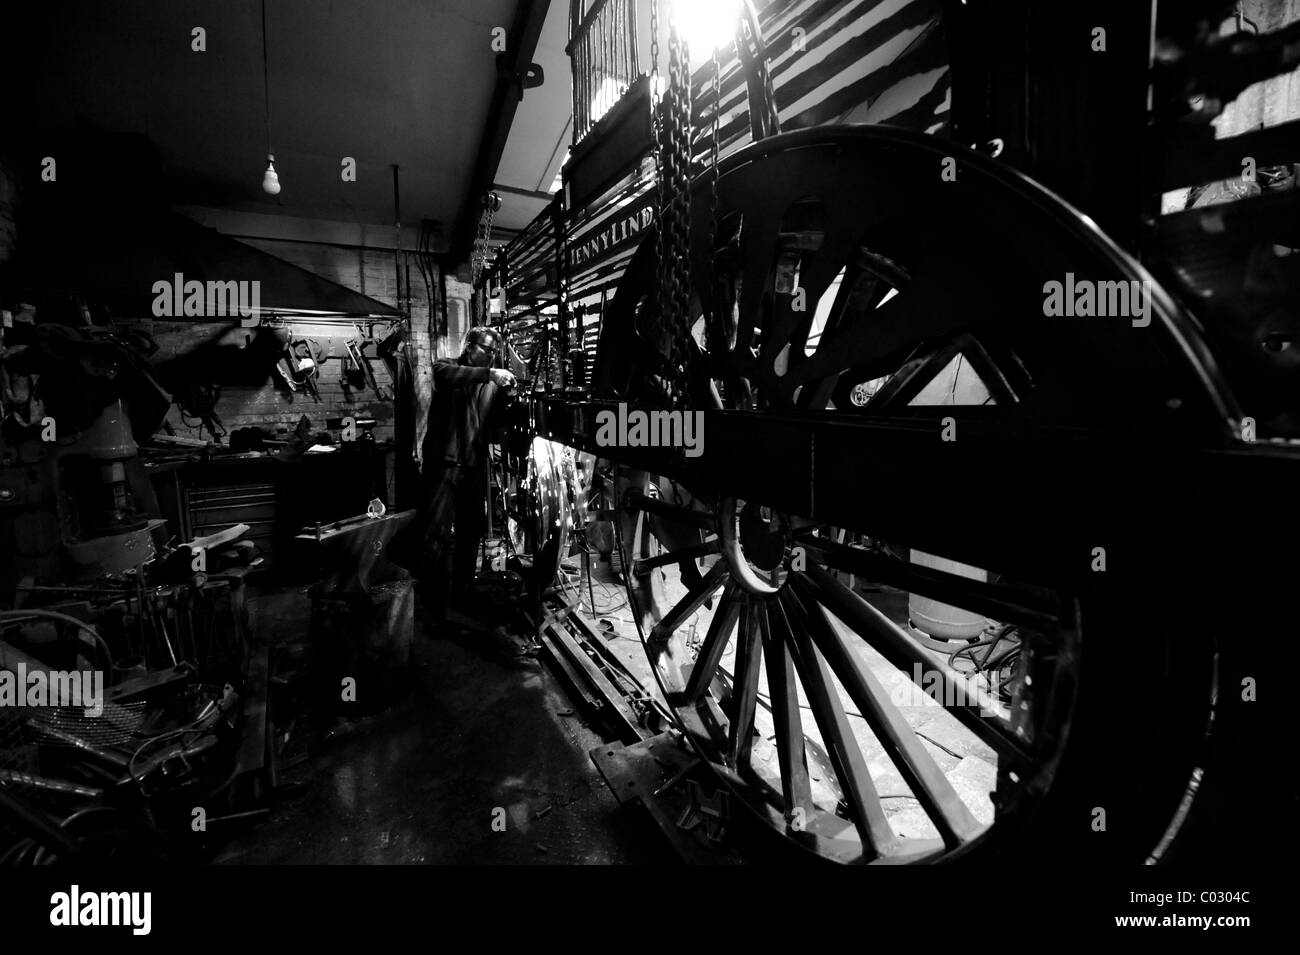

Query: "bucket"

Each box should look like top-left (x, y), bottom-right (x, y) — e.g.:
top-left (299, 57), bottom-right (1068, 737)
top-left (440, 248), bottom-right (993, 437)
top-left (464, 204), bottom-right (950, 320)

top-left (907, 549), bottom-right (989, 642)
top-left (112, 655), bottom-right (147, 684)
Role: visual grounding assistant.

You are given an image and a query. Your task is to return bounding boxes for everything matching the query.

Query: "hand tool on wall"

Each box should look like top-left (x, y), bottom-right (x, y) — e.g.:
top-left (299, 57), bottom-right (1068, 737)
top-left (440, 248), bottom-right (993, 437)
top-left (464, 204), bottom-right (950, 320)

top-left (352, 324), bottom-right (390, 400)
top-left (276, 332), bottom-right (325, 401)
top-left (340, 339), bottom-right (367, 390)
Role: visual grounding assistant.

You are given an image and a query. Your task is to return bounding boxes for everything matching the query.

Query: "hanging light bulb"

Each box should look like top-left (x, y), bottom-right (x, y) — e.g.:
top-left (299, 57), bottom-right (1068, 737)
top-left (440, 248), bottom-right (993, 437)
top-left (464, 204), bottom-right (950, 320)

top-left (672, 0), bottom-right (742, 53)
top-left (262, 154), bottom-right (281, 196)
top-left (259, 2), bottom-right (279, 197)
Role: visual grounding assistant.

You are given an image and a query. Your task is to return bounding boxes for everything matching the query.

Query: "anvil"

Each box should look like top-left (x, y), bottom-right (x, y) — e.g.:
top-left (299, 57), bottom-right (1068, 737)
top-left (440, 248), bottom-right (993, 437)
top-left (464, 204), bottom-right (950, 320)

top-left (295, 509), bottom-right (416, 594)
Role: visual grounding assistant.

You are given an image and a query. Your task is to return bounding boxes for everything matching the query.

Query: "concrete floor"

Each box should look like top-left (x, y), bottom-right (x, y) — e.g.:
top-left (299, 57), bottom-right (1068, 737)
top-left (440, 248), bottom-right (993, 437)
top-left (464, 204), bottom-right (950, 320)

top-left (213, 546), bottom-right (1005, 864)
top-left (213, 584), bottom-right (666, 865)
top-left (569, 555), bottom-right (1002, 843)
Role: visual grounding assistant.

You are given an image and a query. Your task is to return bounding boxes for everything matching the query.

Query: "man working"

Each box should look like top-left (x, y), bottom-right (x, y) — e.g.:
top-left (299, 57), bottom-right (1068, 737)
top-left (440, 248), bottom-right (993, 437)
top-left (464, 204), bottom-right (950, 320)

top-left (409, 326), bottom-right (517, 625)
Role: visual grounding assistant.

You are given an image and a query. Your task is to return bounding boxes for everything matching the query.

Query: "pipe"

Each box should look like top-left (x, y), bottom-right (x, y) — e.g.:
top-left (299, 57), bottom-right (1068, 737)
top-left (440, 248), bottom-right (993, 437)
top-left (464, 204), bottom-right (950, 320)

top-left (393, 164), bottom-right (403, 313)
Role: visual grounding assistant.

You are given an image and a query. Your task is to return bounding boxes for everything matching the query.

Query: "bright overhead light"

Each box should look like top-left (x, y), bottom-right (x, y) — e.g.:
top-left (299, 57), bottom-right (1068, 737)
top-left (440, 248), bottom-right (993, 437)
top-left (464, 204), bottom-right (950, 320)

top-left (262, 154), bottom-right (281, 196)
top-left (672, 0), bottom-right (742, 54)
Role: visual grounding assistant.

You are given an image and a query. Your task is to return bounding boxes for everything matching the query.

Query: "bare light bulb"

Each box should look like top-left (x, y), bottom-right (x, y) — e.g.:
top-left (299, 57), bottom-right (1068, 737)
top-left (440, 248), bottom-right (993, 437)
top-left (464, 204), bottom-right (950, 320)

top-left (672, 0), bottom-right (742, 54)
top-left (262, 154), bottom-right (281, 196)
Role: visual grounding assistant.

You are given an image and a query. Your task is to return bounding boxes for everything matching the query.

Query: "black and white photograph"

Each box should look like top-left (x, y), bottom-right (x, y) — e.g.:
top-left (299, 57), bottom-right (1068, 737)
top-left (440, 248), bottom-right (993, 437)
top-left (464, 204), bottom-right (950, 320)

top-left (0, 0), bottom-right (1292, 932)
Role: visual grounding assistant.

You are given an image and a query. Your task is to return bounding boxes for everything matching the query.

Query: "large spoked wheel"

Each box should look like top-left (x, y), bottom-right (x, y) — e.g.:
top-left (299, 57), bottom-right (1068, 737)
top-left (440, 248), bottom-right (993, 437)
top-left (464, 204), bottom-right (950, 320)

top-left (614, 474), bottom-right (1076, 864)
top-left (597, 127), bottom-right (1231, 864)
top-left (503, 435), bottom-right (583, 587)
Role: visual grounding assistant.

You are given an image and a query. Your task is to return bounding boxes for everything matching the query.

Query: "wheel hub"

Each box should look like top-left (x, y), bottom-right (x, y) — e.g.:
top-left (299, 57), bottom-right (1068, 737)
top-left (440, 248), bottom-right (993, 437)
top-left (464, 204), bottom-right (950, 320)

top-left (720, 497), bottom-right (791, 594)
top-left (738, 504), bottom-right (788, 571)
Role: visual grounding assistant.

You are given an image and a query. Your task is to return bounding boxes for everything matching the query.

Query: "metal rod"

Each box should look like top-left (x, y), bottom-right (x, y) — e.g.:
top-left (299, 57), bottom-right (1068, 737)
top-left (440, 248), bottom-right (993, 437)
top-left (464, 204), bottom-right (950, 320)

top-left (683, 582), bottom-right (740, 700)
top-left (788, 576), bottom-right (983, 848)
top-left (759, 595), bottom-right (812, 820)
top-left (802, 566), bottom-right (1030, 762)
top-left (0, 770), bottom-right (103, 799)
top-left (633, 537), bottom-right (720, 573)
top-left (627, 0), bottom-right (635, 79)
top-left (778, 590), bottom-right (896, 857)
top-left (566, 0), bottom-right (618, 57)
top-left (649, 561), bottom-right (727, 641)
top-left (796, 535), bottom-right (1061, 631)
top-left (726, 595), bottom-right (763, 768)
top-left (622, 489), bottom-right (716, 529)
top-left (393, 164), bottom-right (402, 312)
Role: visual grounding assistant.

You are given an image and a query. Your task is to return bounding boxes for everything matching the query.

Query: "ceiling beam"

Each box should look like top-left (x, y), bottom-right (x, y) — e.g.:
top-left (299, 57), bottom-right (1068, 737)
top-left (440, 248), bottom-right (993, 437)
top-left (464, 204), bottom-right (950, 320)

top-left (493, 182), bottom-right (554, 201)
top-left (450, 0), bottom-right (553, 264)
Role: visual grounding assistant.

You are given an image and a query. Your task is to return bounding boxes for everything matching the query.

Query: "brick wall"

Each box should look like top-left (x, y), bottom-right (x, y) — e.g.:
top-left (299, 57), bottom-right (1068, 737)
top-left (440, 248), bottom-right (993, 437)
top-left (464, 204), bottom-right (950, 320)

top-left (144, 318), bottom-right (400, 444)
top-left (133, 239), bottom-right (480, 508)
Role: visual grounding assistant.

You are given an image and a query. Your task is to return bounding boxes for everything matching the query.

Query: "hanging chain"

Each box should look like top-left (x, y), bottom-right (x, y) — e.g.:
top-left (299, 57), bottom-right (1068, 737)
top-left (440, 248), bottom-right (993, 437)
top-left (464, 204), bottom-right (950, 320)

top-left (662, 20), bottom-right (693, 408)
top-left (650, 0), bottom-right (670, 397)
top-left (471, 193), bottom-right (498, 289)
top-left (705, 47), bottom-right (722, 359)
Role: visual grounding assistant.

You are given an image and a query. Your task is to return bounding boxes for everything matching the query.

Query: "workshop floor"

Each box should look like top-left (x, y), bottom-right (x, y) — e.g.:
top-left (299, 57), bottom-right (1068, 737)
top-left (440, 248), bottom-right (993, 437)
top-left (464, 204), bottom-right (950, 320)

top-left (213, 585), bottom-right (666, 865)
top-left (569, 554), bottom-right (1001, 842)
top-left (216, 549), bottom-right (1002, 864)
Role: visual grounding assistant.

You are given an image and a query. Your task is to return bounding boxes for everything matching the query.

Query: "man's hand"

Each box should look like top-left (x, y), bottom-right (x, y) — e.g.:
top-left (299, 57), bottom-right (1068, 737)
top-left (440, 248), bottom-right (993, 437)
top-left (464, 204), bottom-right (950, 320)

top-left (489, 368), bottom-right (516, 389)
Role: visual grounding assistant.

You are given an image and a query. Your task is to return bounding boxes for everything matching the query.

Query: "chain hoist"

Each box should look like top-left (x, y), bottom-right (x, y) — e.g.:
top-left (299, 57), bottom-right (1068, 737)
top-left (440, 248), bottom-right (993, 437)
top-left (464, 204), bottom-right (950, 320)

top-left (649, 0), bottom-right (695, 408)
top-left (705, 47), bottom-right (722, 359)
top-left (649, 0), bottom-right (670, 398)
top-left (471, 192), bottom-right (500, 290)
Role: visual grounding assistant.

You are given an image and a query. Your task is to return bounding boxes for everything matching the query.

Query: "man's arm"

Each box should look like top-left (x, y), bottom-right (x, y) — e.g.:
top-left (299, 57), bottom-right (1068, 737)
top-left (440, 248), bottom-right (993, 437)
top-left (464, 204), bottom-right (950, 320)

top-left (413, 353), bottom-right (434, 470)
top-left (432, 358), bottom-right (493, 389)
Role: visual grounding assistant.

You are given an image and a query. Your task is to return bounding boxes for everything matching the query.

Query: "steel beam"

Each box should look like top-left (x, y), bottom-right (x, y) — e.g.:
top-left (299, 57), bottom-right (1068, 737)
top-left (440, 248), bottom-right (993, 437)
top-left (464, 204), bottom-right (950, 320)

top-left (532, 395), bottom-right (1299, 591)
top-left (450, 0), bottom-right (552, 263)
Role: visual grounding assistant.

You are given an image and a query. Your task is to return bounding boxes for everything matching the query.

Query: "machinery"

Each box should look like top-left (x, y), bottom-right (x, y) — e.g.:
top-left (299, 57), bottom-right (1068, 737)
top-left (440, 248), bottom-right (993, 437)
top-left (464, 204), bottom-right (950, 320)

top-left (479, 0), bottom-right (1297, 864)
top-left (0, 323), bottom-right (269, 863)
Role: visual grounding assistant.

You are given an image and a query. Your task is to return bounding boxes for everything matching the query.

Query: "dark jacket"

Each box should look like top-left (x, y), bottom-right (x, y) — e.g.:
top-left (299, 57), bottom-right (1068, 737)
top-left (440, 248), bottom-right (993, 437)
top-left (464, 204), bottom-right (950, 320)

top-left (423, 359), bottom-right (510, 470)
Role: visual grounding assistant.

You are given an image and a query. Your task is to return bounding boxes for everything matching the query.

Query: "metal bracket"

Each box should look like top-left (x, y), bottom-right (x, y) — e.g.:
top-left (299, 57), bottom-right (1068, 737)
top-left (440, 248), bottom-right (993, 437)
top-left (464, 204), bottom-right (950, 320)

top-left (675, 779), bottom-right (730, 844)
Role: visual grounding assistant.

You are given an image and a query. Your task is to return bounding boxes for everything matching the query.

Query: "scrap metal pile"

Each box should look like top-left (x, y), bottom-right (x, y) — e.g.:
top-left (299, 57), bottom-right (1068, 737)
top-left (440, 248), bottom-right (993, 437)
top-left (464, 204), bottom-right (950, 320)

top-left (0, 318), bottom-right (269, 863)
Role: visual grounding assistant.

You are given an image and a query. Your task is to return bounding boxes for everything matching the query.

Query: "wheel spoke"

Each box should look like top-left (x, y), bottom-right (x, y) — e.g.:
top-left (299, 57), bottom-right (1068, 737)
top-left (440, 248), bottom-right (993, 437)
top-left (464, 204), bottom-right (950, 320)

top-left (684, 582), bottom-right (741, 701)
top-left (633, 537), bottom-right (720, 574)
top-left (784, 259), bottom-right (990, 388)
top-left (623, 488), bottom-right (716, 530)
top-left (860, 338), bottom-right (963, 411)
top-left (789, 575), bottom-right (985, 847)
top-left (796, 535), bottom-right (1060, 631)
top-left (648, 561), bottom-right (728, 642)
top-left (777, 591), bottom-right (897, 857)
top-left (760, 596), bottom-right (813, 824)
top-left (958, 333), bottom-right (1023, 405)
top-left (803, 565), bottom-right (1033, 763)
top-left (730, 194), bottom-right (783, 362)
top-left (762, 232), bottom-right (858, 373)
top-left (726, 596), bottom-right (764, 769)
